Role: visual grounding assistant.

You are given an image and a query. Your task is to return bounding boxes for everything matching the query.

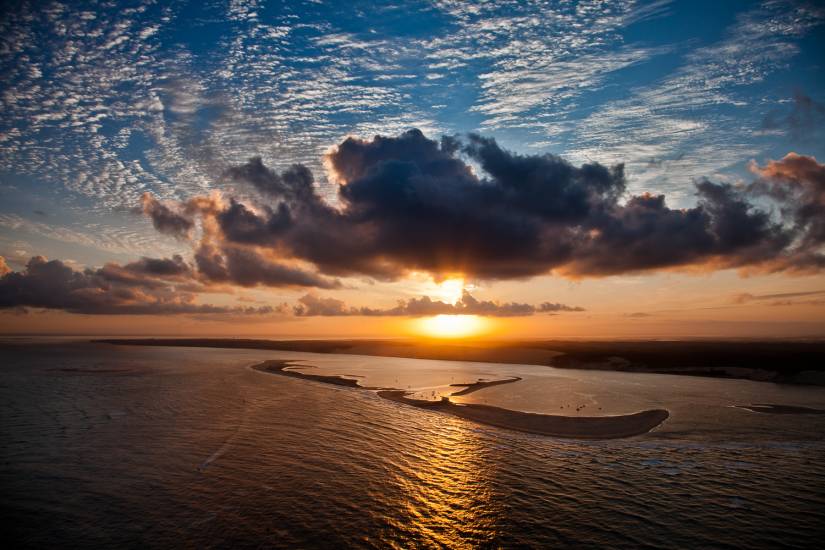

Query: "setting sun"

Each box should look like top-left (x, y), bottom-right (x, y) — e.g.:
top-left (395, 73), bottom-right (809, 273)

top-left (434, 278), bottom-right (465, 305)
top-left (416, 314), bottom-right (487, 338)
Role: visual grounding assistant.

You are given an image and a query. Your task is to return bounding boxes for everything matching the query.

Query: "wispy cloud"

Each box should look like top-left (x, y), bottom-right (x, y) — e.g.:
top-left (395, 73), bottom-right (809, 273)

top-left (732, 289), bottom-right (825, 306)
top-left (565, 1), bottom-right (825, 198)
top-left (426, 0), bottom-right (673, 130)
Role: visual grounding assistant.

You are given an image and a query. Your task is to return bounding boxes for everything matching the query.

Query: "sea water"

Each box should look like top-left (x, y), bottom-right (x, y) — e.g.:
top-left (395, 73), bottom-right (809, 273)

top-left (2, 341), bottom-right (824, 548)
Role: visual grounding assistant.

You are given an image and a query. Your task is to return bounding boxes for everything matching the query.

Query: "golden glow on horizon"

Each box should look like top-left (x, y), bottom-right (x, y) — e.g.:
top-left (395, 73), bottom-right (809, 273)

top-left (416, 314), bottom-right (487, 338)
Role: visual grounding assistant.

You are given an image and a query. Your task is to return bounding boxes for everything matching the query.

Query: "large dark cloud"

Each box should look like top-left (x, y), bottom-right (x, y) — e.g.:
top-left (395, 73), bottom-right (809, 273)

top-left (196, 129), bottom-right (620, 279)
top-left (168, 129), bottom-right (822, 282)
top-left (0, 256), bottom-right (273, 315)
top-left (293, 289), bottom-right (583, 317)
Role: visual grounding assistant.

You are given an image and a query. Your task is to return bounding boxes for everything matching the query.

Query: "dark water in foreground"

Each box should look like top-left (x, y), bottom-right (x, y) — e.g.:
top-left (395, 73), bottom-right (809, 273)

top-left (2, 341), bottom-right (824, 548)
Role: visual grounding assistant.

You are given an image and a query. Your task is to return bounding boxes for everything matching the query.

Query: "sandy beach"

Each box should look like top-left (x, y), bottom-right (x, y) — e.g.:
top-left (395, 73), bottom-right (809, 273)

top-left (251, 360), bottom-right (670, 439)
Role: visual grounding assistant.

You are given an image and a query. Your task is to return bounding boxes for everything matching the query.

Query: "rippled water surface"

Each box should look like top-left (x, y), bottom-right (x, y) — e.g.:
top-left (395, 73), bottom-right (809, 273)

top-left (2, 341), bottom-right (824, 548)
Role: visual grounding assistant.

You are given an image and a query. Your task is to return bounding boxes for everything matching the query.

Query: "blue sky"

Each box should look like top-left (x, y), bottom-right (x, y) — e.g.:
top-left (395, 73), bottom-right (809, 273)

top-left (2, 0), bottom-right (823, 269)
top-left (1, 1), bottom-right (824, 337)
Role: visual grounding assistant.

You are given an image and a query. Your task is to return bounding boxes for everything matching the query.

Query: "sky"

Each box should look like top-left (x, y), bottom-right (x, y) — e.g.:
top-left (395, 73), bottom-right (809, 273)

top-left (1, 0), bottom-right (824, 339)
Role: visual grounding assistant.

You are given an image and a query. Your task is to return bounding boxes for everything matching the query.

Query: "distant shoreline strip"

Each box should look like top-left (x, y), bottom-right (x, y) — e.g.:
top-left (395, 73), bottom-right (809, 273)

top-left (733, 404), bottom-right (825, 415)
top-left (251, 360), bottom-right (669, 440)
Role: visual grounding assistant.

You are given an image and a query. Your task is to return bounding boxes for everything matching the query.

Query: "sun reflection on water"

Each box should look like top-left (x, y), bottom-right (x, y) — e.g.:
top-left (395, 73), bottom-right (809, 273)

top-left (387, 418), bottom-right (503, 547)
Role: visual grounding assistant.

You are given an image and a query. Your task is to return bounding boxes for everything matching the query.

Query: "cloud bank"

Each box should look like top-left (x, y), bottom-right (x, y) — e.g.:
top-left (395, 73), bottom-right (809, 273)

top-left (3, 130), bottom-right (824, 317)
top-left (143, 129), bottom-right (824, 283)
top-left (0, 255), bottom-right (273, 315)
top-left (0, 256), bottom-right (580, 317)
top-left (293, 290), bottom-right (584, 317)
top-left (733, 289), bottom-right (825, 307)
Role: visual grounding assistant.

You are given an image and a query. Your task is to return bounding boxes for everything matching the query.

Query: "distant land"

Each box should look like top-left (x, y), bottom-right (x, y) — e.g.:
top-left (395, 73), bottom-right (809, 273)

top-left (97, 338), bottom-right (825, 385)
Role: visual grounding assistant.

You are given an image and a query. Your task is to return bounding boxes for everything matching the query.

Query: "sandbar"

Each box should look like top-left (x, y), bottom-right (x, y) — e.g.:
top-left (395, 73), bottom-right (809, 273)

top-left (252, 360), bottom-right (362, 388)
top-left (379, 391), bottom-right (668, 439)
top-left (251, 360), bottom-right (669, 439)
top-left (449, 376), bottom-right (522, 396)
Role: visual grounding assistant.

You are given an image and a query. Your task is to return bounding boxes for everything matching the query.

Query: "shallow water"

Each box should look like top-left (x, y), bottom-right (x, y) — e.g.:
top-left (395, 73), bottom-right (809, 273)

top-left (2, 341), bottom-right (824, 548)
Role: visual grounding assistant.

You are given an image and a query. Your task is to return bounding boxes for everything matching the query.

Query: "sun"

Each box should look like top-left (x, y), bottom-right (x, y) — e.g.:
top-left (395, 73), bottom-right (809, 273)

top-left (416, 314), bottom-right (487, 339)
top-left (435, 277), bottom-right (465, 305)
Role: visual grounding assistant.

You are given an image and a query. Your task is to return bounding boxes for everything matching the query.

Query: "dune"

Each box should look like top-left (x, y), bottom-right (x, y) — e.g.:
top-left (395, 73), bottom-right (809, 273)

top-left (251, 360), bottom-right (669, 439)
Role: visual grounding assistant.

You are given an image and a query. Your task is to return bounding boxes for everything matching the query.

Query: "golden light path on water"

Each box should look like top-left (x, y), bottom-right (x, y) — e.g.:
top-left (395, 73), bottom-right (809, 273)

top-left (391, 420), bottom-right (503, 546)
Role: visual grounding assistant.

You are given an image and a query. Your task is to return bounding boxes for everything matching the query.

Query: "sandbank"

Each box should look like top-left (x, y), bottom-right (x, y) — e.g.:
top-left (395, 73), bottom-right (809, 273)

top-left (251, 360), bottom-right (669, 439)
top-left (449, 376), bottom-right (522, 396)
top-left (251, 360), bottom-right (362, 388)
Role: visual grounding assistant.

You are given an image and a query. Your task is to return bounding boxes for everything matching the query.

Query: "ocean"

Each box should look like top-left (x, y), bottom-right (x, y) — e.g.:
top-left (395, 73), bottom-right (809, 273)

top-left (2, 340), bottom-right (824, 548)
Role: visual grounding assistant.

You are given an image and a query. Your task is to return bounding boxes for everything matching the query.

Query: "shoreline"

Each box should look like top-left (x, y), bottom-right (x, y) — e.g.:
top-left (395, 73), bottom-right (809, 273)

top-left (250, 360), bottom-right (670, 439)
top-left (734, 404), bottom-right (825, 415)
top-left (95, 338), bottom-right (825, 385)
